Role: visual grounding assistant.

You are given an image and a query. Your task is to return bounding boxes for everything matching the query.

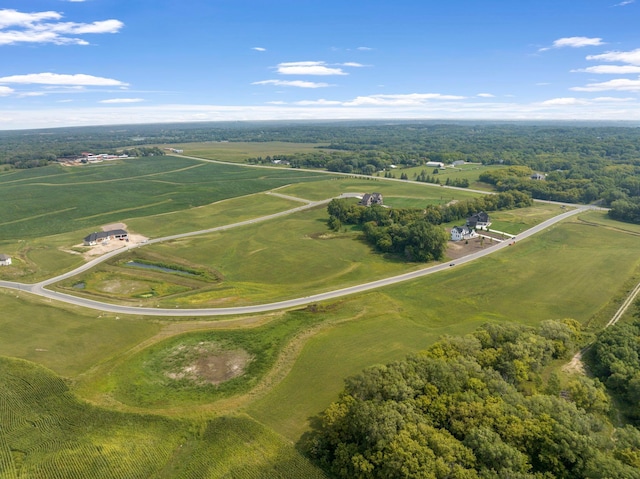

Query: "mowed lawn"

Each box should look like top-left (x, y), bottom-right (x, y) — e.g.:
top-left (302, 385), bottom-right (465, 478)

top-left (246, 211), bottom-right (640, 441)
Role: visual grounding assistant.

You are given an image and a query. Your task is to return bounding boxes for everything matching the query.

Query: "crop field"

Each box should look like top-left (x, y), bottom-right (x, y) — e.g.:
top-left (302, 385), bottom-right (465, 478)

top-left (0, 357), bottom-right (326, 479)
top-left (0, 155), bottom-right (329, 240)
top-left (166, 141), bottom-right (333, 163)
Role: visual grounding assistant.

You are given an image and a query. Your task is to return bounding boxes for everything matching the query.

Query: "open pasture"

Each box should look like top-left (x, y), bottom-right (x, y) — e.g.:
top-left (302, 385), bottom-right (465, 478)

top-left (275, 176), bottom-right (483, 205)
top-left (392, 163), bottom-right (504, 190)
top-left (166, 141), bottom-right (332, 163)
top-left (0, 357), bottom-right (326, 479)
top-left (247, 212), bottom-right (640, 440)
top-left (56, 202), bottom-right (562, 308)
top-left (0, 155), bottom-right (328, 241)
top-left (54, 205), bottom-right (425, 306)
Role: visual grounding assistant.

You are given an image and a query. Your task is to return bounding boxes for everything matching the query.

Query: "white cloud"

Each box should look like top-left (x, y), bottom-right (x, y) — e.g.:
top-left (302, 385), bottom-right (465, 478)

top-left (0, 86), bottom-right (14, 96)
top-left (252, 79), bottom-right (332, 88)
top-left (295, 99), bottom-right (343, 105)
top-left (276, 61), bottom-right (347, 76)
top-left (571, 77), bottom-right (640, 91)
top-left (0, 8), bottom-right (122, 46)
top-left (593, 96), bottom-right (635, 102)
top-left (572, 65), bottom-right (640, 74)
top-left (477, 93), bottom-right (495, 98)
top-left (99, 98), bottom-right (144, 104)
top-left (541, 97), bottom-right (587, 106)
top-left (341, 62), bottom-right (365, 67)
top-left (252, 47), bottom-right (266, 52)
top-left (0, 72), bottom-right (128, 86)
top-left (343, 93), bottom-right (465, 106)
top-left (357, 46), bottom-right (372, 51)
top-left (587, 48), bottom-right (640, 66)
top-left (539, 36), bottom-right (605, 52)
top-left (2, 95), bottom-right (640, 131)
top-left (614, 0), bottom-right (635, 6)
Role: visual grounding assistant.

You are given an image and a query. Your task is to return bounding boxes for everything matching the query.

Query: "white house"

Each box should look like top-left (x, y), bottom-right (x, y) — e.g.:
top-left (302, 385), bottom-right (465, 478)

top-left (450, 226), bottom-right (478, 241)
top-left (0, 254), bottom-right (12, 266)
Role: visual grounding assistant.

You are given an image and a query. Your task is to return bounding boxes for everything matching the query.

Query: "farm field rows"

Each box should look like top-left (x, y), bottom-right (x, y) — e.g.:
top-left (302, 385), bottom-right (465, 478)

top-left (3, 152), bottom-right (640, 478)
top-left (168, 141), bottom-right (334, 163)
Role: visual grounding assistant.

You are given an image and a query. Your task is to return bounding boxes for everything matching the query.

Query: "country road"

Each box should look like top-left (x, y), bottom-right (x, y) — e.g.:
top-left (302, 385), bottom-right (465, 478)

top-left (0, 203), bottom-right (591, 317)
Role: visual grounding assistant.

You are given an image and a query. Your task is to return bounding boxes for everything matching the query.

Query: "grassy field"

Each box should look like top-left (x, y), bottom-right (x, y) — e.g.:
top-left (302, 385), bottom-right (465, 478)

top-left (53, 202), bottom-right (564, 308)
top-left (275, 176), bottom-right (482, 204)
top-left (166, 141), bottom-right (333, 163)
top-left (246, 211), bottom-right (640, 440)
top-left (4, 153), bottom-right (640, 478)
top-left (390, 163), bottom-right (504, 190)
top-left (0, 357), bottom-right (326, 479)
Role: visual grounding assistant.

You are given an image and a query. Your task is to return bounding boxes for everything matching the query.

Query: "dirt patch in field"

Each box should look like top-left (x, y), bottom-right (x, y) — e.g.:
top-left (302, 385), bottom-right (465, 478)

top-left (163, 341), bottom-right (253, 386)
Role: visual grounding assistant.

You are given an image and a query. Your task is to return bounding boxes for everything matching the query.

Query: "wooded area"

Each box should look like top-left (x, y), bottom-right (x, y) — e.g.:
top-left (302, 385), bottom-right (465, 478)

top-left (306, 320), bottom-right (640, 479)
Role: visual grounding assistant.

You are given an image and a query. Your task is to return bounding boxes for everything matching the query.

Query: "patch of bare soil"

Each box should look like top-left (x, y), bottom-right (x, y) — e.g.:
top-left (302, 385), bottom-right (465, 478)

top-left (102, 222), bottom-right (127, 231)
top-left (562, 350), bottom-right (587, 375)
top-left (164, 341), bottom-right (253, 385)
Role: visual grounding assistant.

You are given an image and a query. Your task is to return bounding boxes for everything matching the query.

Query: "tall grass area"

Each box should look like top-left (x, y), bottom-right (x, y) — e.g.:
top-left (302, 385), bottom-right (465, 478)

top-left (0, 357), bottom-right (326, 479)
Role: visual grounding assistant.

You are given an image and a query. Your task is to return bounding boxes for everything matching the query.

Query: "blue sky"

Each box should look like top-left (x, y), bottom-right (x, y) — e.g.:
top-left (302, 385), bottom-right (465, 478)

top-left (1, 0), bottom-right (639, 129)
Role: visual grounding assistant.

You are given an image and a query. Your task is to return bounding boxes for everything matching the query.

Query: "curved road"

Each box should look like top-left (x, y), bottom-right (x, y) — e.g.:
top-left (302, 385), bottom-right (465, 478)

top-left (0, 204), bottom-right (590, 317)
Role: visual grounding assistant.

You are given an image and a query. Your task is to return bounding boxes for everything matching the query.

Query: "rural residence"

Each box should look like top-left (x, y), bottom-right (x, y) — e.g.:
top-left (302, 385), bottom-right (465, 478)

top-left (83, 229), bottom-right (129, 246)
top-left (450, 226), bottom-right (478, 242)
top-left (531, 172), bottom-right (546, 180)
top-left (0, 254), bottom-right (11, 266)
top-left (466, 211), bottom-right (491, 229)
top-left (360, 193), bottom-right (384, 206)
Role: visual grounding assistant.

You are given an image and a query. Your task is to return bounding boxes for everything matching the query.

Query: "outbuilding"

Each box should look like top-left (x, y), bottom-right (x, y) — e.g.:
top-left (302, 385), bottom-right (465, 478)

top-left (0, 254), bottom-right (12, 266)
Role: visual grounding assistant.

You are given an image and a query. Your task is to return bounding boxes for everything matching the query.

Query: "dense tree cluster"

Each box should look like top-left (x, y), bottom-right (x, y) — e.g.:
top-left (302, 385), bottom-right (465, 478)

top-left (307, 321), bottom-right (640, 479)
top-left (327, 191), bottom-right (532, 262)
top-left (327, 201), bottom-right (448, 262)
top-left (589, 317), bottom-right (640, 422)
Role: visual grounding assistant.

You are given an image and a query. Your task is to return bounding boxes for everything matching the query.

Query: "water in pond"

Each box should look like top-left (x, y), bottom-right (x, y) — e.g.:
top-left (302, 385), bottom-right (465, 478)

top-left (126, 261), bottom-right (196, 276)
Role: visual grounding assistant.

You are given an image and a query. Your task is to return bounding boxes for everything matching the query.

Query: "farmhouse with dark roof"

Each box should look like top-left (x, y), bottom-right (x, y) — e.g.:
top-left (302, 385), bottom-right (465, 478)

top-left (83, 229), bottom-right (128, 246)
top-left (359, 192), bottom-right (383, 207)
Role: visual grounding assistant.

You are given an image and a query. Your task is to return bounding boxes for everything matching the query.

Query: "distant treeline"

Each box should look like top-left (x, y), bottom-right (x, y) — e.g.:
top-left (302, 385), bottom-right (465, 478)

top-left (306, 320), bottom-right (640, 479)
top-left (327, 191), bottom-right (532, 262)
top-left (4, 121), bottom-right (640, 214)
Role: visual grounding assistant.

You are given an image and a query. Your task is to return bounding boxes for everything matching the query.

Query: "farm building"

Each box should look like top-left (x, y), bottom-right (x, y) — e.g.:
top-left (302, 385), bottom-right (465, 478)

top-left (425, 161), bottom-right (445, 168)
top-left (360, 193), bottom-right (383, 207)
top-left (0, 254), bottom-right (11, 266)
top-left (450, 226), bottom-right (478, 242)
top-left (531, 172), bottom-right (546, 180)
top-left (83, 229), bottom-right (128, 246)
top-left (466, 211), bottom-right (491, 229)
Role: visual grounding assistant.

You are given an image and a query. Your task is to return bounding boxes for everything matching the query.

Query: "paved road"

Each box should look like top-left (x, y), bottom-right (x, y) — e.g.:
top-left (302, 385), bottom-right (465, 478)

top-left (0, 204), bottom-right (589, 317)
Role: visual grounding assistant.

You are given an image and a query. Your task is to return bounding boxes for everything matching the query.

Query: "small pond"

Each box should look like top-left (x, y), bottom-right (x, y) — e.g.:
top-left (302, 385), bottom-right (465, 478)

top-left (125, 261), bottom-right (197, 276)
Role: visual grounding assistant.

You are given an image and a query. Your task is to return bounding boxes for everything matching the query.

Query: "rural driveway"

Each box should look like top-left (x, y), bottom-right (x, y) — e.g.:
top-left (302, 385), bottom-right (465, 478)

top-left (0, 205), bottom-right (590, 317)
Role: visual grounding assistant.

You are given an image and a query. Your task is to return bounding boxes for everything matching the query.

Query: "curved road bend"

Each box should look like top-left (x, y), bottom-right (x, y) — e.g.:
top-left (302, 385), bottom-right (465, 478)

top-left (0, 206), bottom-right (588, 317)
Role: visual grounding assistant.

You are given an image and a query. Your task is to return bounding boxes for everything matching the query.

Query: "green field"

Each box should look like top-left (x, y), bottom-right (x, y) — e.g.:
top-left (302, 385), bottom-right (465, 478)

top-left (165, 141), bottom-right (333, 163)
top-left (389, 163), bottom-right (504, 190)
top-left (0, 357), bottom-right (326, 479)
top-left (3, 151), bottom-right (640, 478)
top-left (0, 155), bottom-right (329, 241)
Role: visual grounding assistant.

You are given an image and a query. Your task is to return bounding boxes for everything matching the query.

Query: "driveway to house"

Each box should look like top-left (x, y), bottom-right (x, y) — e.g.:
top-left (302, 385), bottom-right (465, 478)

top-left (0, 204), bottom-right (590, 317)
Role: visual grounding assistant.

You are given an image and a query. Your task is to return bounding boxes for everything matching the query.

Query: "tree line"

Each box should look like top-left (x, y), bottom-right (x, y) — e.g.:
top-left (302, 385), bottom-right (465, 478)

top-left (306, 320), bottom-right (640, 479)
